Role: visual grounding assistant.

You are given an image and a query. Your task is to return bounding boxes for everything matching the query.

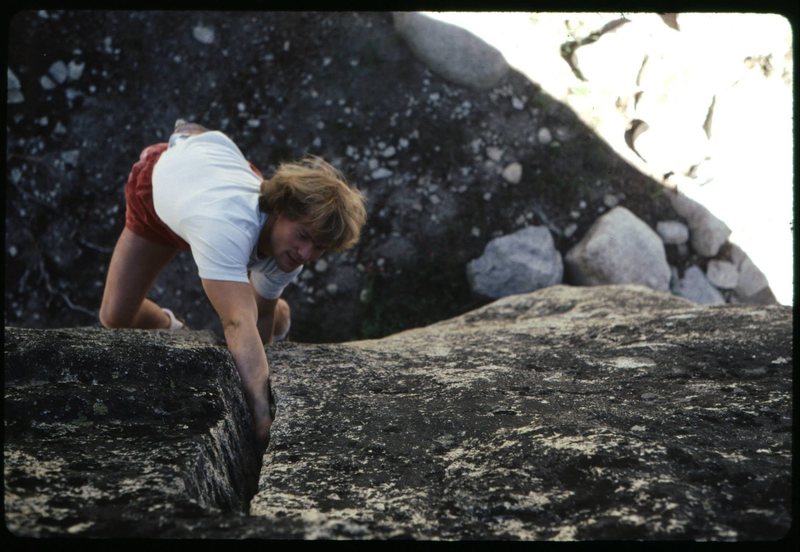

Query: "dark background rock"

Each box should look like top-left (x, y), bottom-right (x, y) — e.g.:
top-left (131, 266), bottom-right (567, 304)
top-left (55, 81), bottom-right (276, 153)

top-left (5, 10), bottom-right (686, 343)
top-left (4, 285), bottom-right (792, 539)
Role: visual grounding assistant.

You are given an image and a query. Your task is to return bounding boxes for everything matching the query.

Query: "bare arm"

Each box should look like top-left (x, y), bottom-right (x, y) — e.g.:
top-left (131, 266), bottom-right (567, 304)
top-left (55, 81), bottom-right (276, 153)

top-left (201, 278), bottom-right (272, 444)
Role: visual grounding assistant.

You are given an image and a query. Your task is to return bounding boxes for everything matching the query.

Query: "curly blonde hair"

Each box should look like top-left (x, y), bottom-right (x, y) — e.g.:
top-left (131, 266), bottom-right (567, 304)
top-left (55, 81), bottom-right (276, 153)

top-left (259, 156), bottom-right (367, 252)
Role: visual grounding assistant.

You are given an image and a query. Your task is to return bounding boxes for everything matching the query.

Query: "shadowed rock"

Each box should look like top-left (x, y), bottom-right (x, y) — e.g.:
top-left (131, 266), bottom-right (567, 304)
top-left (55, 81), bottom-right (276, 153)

top-left (4, 285), bottom-right (792, 539)
top-left (4, 328), bottom-right (261, 537)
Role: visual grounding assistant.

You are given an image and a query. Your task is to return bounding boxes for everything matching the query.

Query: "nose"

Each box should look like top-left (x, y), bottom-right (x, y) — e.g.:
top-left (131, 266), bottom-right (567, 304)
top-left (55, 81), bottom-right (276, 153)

top-left (298, 242), bottom-right (314, 262)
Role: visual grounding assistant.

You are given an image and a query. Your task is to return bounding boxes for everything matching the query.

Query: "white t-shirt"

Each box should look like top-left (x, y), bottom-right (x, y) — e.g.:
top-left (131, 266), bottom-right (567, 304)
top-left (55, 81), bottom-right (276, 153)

top-left (151, 131), bottom-right (301, 299)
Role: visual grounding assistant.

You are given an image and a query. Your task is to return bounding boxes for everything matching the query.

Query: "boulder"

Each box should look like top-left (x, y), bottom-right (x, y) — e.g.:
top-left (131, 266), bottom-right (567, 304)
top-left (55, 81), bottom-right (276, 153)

top-left (655, 220), bottom-right (689, 245)
top-left (392, 12), bottom-right (510, 90)
top-left (466, 226), bottom-right (563, 298)
top-left (706, 259), bottom-right (739, 289)
top-left (565, 206), bottom-right (670, 292)
top-left (729, 244), bottom-right (778, 305)
top-left (668, 191), bottom-right (731, 258)
top-left (675, 265), bottom-right (725, 305)
top-left (4, 285), bottom-right (793, 539)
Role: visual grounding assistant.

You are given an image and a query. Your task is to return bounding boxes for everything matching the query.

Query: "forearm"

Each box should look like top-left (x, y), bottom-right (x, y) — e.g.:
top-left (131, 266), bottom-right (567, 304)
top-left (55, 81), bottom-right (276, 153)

top-left (223, 319), bottom-right (272, 438)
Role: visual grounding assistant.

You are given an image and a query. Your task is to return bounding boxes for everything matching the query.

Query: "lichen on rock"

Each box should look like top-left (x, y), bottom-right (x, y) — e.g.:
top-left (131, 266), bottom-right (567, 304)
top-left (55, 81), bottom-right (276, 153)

top-left (4, 285), bottom-right (792, 540)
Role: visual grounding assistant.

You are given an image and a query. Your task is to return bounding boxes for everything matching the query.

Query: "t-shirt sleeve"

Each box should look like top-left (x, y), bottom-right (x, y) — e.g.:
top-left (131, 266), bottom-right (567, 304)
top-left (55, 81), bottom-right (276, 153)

top-left (183, 215), bottom-right (251, 283)
top-left (250, 263), bottom-right (302, 300)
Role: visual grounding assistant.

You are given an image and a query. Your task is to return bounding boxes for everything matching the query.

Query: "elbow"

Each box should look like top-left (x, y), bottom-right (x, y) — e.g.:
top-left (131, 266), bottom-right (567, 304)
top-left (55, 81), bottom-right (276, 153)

top-left (220, 315), bottom-right (257, 345)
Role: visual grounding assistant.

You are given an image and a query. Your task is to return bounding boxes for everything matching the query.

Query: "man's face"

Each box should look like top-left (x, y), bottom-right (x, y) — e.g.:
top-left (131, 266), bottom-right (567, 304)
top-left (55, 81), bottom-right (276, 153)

top-left (268, 214), bottom-right (326, 272)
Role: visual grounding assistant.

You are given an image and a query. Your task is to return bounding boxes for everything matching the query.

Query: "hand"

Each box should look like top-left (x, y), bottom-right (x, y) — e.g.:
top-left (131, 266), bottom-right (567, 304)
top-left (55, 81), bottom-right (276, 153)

top-left (250, 380), bottom-right (273, 448)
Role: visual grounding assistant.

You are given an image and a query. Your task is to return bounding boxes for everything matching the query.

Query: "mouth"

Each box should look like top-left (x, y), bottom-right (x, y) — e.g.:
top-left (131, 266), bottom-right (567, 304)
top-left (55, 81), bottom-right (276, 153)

top-left (287, 252), bottom-right (302, 267)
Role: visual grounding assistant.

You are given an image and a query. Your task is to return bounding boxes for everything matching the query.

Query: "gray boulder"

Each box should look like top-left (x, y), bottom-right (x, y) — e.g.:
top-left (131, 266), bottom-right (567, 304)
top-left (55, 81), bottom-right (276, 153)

top-left (656, 220), bottom-right (690, 245)
top-left (706, 259), bottom-right (739, 289)
top-left (668, 191), bottom-right (732, 257)
top-left (466, 226), bottom-right (563, 298)
top-left (392, 12), bottom-right (510, 90)
top-left (729, 244), bottom-right (778, 305)
top-left (565, 206), bottom-right (670, 292)
top-left (676, 265), bottom-right (725, 305)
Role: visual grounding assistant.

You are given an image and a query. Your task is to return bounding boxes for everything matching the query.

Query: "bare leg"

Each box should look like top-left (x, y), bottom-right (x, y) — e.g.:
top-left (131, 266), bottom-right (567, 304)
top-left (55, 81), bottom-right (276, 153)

top-left (99, 228), bottom-right (179, 329)
top-left (273, 298), bottom-right (291, 340)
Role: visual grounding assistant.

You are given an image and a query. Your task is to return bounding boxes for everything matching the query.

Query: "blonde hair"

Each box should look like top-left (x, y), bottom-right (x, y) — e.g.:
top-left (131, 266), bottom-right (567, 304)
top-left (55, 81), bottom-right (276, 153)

top-left (259, 156), bottom-right (367, 252)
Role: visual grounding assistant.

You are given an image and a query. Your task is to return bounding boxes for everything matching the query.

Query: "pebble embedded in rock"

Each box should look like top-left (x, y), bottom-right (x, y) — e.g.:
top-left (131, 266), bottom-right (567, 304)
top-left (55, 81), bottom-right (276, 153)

top-left (537, 127), bottom-right (552, 145)
top-left (371, 168), bottom-right (393, 180)
top-left (603, 194), bottom-right (619, 208)
top-left (382, 146), bottom-right (396, 158)
top-left (67, 61), bottom-right (85, 80)
top-left (193, 25), bottom-right (215, 44)
top-left (502, 162), bottom-right (522, 184)
top-left (40, 75), bottom-right (56, 90)
top-left (49, 61), bottom-right (68, 84)
top-left (60, 150), bottom-right (80, 168)
top-left (486, 147), bottom-right (503, 162)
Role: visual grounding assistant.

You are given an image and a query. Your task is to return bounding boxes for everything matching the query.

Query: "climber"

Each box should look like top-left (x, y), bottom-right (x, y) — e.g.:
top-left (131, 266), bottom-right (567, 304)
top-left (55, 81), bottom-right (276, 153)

top-left (98, 119), bottom-right (367, 447)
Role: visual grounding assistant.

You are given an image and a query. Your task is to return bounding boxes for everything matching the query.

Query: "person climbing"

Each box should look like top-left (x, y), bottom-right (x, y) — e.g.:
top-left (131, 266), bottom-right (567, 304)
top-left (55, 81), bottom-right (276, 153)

top-left (99, 119), bottom-right (367, 448)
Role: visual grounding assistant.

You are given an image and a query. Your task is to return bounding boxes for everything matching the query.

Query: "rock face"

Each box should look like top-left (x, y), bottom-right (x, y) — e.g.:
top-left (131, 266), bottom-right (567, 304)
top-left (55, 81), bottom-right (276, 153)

top-left (565, 206), bottom-right (671, 291)
top-left (392, 12), bottom-right (510, 90)
top-left (4, 328), bottom-right (261, 537)
top-left (466, 226), bottom-right (563, 298)
top-left (6, 12), bottom-right (785, 348)
top-left (5, 285), bottom-right (791, 539)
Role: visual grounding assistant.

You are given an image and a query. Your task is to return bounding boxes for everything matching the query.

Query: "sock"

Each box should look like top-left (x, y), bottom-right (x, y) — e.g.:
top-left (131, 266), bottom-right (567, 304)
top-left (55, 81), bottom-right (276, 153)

top-left (162, 308), bottom-right (184, 331)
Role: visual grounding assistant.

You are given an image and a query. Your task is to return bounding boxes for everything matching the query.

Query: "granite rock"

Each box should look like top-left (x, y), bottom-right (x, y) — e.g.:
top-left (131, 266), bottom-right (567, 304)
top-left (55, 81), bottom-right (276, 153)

top-left (4, 286), bottom-right (792, 540)
top-left (4, 328), bottom-right (261, 538)
top-left (253, 285), bottom-right (792, 539)
top-left (675, 265), bottom-right (726, 305)
top-left (466, 226), bottom-right (563, 298)
top-left (565, 206), bottom-right (670, 292)
top-left (392, 12), bottom-right (510, 90)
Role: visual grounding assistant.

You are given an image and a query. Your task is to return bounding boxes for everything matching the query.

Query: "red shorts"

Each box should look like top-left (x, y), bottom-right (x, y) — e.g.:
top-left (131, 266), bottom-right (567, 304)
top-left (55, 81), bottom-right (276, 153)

top-left (124, 143), bottom-right (191, 250)
top-left (123, 142), bottom-right (264, 251)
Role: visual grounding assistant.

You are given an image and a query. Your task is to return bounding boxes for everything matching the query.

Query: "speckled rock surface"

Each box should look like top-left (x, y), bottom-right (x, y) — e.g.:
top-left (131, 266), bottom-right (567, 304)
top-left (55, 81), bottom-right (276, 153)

top-left (4, 285), bottom-right (793, 540)
top-left (253, 284), bottom-right (792, 540)
top-left (4, 327), bottom-right (261, 537)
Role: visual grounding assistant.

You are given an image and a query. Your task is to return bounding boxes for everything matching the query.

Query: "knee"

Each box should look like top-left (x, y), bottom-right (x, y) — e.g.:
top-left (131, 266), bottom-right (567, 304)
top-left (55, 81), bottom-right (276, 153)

top-left (276, 298), bottom-right (291, 319)
top-left (98, 302), bottom-right (130, 329)
top-left (274, 298), bottom-right (291, 334)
